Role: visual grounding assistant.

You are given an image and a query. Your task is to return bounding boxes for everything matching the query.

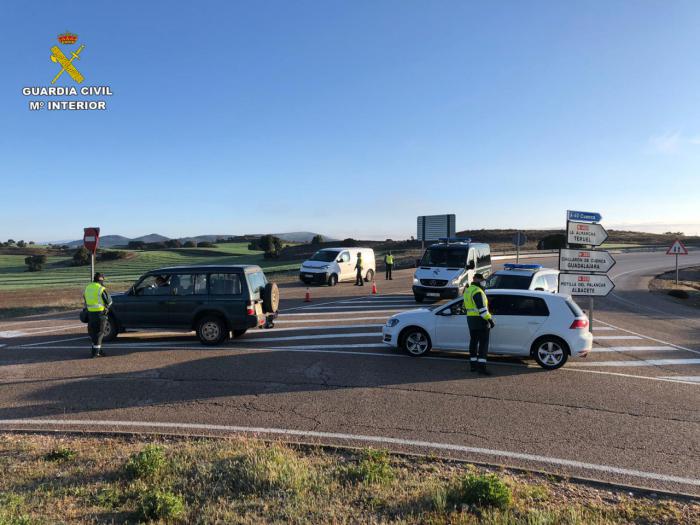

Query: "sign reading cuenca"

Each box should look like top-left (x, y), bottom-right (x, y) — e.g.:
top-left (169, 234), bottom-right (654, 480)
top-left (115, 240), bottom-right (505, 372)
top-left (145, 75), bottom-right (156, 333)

top-left (567, 210), bottom-right (602, 223)
top-left (558, 273), bottom-right (615, 297)
top-left (83, 227), bottom-right (100, 253)
top-left (566, 221), bottom-right (608, 246)
top-left (559, 248), bottom-right (616, 273)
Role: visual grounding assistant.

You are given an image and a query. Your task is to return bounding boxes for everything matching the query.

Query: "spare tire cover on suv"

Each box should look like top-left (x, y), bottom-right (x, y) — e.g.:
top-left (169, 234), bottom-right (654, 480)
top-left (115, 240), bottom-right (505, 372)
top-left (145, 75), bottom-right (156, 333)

top-left (262, 282), bottom-right (280, 313)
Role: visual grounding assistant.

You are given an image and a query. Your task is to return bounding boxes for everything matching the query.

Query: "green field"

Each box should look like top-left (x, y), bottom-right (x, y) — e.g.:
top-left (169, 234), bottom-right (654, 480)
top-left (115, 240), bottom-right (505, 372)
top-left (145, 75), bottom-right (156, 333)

top-left (0, 244), bottom-right (302, 291)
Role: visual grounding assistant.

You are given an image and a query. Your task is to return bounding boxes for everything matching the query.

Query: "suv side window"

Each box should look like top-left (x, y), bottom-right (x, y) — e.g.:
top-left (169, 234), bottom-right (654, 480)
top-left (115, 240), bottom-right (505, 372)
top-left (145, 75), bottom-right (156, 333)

top-left (340, 251), bottom-right (351, 263)
top-left (489, 295), bottom-right (549, 316)
top-left (246, 271), bottom-right (268, 300)
top-left (545, 274), bottom-right (558, 291)
top-left (135, 274), bottom-right (171, 296)
top-left (171, 274), bottom-right (194, 295)
top-left (210, 273), bottom-right (242, 295)
top-left (532, 275), bottom-right (547, 290)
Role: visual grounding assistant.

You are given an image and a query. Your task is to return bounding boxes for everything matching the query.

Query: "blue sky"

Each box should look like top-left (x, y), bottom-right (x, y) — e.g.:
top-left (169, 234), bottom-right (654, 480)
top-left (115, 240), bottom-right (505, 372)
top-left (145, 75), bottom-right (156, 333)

top-left (2, 1), bottom-right (699, 242)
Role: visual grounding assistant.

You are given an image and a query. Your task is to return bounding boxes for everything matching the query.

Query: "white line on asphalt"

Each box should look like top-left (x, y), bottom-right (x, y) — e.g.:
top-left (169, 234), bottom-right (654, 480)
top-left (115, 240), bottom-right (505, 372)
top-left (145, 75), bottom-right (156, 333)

top-left (14, 323), bottom-right (83, 334)
top-left (659, 376), bottom-right (700, 383)
top-left (591, 346), bottom-right (675, 353)
top-left (0, 325), bottom-right (84, 337)
top-left (282, 295), bottom-right (375, 312)
top-left (563, 368), bottom-right (700, 386)
top-left (0, 344), bottom-right (5, 348)
top-left (239, 333), bottom-right (380, 343)
top-left (281, 309), bottom-right (406, 316)
top-left (595, 319), bottom-right (700, 356)
top-left (0, 331), bottom-right (27, 338)
top-left (0, 419), bottom-right (697, 487)
top-left (275, 316), bottom-right (389, 324)
top-left (593, 336), bottom-right (643, 340)
top-left (299, 305), bottom-right (417, 310)
top-left (247, 324), bottom-right (383, 334)
top-left (21, 336), bottom-right (90, 347)
top-left (571, 359), bottom-right (700, 367)
top-left (592, 327), bottom-right (615, 331)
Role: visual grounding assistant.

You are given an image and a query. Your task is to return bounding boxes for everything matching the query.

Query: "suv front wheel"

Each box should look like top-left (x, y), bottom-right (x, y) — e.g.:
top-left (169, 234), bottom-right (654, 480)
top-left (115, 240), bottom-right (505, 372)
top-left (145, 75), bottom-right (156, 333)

top-left (197, 315), bottom-right (228, 345)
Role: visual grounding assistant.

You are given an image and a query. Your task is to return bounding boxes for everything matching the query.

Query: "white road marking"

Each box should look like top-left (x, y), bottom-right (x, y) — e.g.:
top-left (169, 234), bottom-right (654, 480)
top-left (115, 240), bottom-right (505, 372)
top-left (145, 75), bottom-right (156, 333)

top-left (571, 359), bottom-right (700, 367)
top-left (0, 331), bottom-right (28, 338)
top-left (659, 376), bottom-right (700, 383)
top-left (592, 327), bottom-right (615, 331)
top-left (275, 316), bottom-right (389, 324)
top-left (15, 323), bottom-right (82, 334)
top-left (240, 332), bottom-right (380, 343)
top-left (247, 324), bottom-right (382, 334)
top-left (591, 346), bottom-right (675, 353)
top-left (0, 418), bottom-right (697, 487)
top-left (21, 335), bottom-right (90, 347)
top-left (595, 319), bottom-right (700, 356)
top-left (281, 309), bottom-right (407, 317)
top-left (563, 368), bottom-right (700, 386)
top-left (0, 344), bottom-right (5, 348)
top-left (272, 343), bottom-right (389, 350)
top-left (593, 336), bottom-right (643, 340)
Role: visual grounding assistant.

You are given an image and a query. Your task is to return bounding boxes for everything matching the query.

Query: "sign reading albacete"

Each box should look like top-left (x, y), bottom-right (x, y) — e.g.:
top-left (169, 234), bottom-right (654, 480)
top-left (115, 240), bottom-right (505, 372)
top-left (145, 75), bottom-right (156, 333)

top-left (22, 31), bottom-right (113, 111)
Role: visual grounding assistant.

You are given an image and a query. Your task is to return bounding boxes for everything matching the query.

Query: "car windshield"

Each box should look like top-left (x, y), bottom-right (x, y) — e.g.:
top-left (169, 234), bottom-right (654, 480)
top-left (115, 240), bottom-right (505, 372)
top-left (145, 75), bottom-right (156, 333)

top-left (310, 250), bottom-right (340, 262)
top-left (420, 247), bottom-right (467, 268)
top-left (486, 274), bottom-right (532, 290)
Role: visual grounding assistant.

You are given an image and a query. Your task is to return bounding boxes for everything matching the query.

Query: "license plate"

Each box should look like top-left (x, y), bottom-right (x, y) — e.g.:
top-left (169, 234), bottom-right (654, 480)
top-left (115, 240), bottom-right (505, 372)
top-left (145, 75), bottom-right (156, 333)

top-left (305, 274), bottom-right (314, 278)
top-left (426, 292), bottom-right (440, 297)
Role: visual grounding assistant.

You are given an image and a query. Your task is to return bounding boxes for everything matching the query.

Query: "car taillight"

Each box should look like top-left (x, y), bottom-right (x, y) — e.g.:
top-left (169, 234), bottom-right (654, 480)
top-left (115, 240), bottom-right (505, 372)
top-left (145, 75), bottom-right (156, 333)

top-left (247, 302), bottom-right (255, 316)
top-left (570, 318), bottom-right (589, 329)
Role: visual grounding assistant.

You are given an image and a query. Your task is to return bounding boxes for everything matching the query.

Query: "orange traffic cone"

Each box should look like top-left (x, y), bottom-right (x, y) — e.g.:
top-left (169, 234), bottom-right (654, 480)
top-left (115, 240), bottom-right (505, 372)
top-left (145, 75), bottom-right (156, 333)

top-left (304, 288), bottom-right (311, 302)
top-left (371, 280), bottom-right (377, 295)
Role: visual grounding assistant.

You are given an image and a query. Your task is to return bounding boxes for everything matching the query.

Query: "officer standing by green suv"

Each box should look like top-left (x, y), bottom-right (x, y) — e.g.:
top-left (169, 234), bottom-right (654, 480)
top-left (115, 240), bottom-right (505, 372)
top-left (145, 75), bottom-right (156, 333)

top-left (354, 252), bottom-right (364, 286)
top-left (464, 273), bottom-right (495, 375)
top-left (84, 272), bottom-right (112, 358)
top-left (384, 251), bottom-right (394, 280)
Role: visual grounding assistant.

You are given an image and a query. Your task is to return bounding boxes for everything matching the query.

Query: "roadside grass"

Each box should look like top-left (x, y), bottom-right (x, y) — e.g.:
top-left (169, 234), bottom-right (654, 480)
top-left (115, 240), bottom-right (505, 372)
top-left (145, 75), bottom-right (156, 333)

top-left (0, 433), bottom-right (696, 524)
top-left (0, 243), bottom-right (303, 292)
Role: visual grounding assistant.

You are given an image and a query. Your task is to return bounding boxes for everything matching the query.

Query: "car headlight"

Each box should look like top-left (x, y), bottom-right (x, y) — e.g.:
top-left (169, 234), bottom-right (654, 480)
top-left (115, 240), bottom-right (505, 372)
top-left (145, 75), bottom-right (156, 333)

top-left (386, 318), bottom-right (400, 327)
top-left (412, 278), bottom-right (419, 285)
top-left (451, 278), bottom-right (461, 285)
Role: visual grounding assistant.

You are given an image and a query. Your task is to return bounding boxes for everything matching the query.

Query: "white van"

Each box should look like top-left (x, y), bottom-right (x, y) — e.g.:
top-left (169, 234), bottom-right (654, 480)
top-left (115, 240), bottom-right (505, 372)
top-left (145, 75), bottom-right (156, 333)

top-left (412, 238), bottom-right (491, 302)
top-left (300, 247), bottom-right (376, 286)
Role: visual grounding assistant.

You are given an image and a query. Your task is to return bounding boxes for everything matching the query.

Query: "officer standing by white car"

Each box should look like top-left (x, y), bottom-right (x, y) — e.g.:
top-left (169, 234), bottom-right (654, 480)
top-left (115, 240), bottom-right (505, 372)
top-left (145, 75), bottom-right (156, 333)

top-left (464, 273), bottom-right (495, 375)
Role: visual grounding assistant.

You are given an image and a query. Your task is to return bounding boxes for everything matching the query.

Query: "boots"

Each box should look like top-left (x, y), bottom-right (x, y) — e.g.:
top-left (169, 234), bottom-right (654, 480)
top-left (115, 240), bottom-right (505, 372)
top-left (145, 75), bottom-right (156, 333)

top-left (477, 362), bottom-right (491, 376)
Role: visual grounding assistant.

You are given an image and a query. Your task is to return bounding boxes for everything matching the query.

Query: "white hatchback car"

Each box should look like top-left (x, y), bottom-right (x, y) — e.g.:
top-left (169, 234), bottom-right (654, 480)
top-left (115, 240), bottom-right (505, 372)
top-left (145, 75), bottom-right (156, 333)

top-left (381, 289), bottom-right (592, 369)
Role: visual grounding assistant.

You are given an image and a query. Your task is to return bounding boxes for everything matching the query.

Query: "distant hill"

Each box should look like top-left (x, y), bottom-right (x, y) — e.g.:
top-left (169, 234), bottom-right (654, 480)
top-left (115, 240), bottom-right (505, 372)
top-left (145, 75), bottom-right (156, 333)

top-left (61, 231), bottom-right (335, 247)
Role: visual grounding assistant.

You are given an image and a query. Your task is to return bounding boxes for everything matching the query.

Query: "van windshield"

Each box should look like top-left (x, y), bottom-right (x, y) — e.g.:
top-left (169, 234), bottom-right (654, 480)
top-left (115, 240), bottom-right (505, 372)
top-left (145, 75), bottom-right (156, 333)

top-left (310, 250), bottom-right (340, 262)
top-left (486, 274), bottom-right (531, 290)
top-left (420, 247), bottom-right (467, 268)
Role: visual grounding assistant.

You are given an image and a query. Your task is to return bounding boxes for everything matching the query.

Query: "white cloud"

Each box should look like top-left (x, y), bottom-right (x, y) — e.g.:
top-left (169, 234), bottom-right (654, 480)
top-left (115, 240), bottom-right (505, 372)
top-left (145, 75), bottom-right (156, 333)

top-left (648, 130), bottom-right (700, 154)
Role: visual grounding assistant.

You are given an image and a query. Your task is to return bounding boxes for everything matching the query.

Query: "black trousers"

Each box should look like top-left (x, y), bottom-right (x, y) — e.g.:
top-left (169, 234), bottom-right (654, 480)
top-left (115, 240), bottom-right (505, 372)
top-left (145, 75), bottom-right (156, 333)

top-left (385, 264), bottom-right (393, 279)
top-left (355, 269), bottom-right (364, 285)
top-left (87, 312), bottom-right (107, 347)
top-left (468, 318), bottom-right (490, 361)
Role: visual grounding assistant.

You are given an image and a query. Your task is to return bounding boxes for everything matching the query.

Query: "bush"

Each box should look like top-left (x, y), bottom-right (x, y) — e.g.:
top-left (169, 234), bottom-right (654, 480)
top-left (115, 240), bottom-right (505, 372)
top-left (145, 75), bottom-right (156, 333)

top-left (342, 238), bottom-right (357, 247)
top-left (537, 234), bottom-right (566, 250)
top-left (165, 239), bottom-right (182, 248)
top-left (124, 444), bottom-right (166, 479)
top-left (311, 234), bottom-right (323, 245)
top-left (183, 240), bottom-right (197, 248)
top-left (16, 240), bottom-right (26, 248)
top-left (453, 472), bottom-right (512, 510)
top-left (137, 490), bottom-right (185, 521)
top-left (344, 449), bottom-right (394, 485)
top-left (97, 250), bottom-right (128, 261)
top-left (127, 241), bottom-right (146, 250)
top-left (72, 246), bottom-right (91, 266)
top-left (43, 447), bottom-right (76, 462)
top-left (198, 241), bottom-right (215, 248)
top-left (24, 254), bottom-right (47, 272)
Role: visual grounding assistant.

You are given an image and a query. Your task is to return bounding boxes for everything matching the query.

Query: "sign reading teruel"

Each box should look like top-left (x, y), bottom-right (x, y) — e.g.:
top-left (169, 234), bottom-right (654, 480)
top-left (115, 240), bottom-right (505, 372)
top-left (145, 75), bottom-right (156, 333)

top-left (567, 221), bottom-right (608, 246)
top-left (558, 273), bottom-right (615, 297)
top-left (559, 248), bottom-right (616, 273)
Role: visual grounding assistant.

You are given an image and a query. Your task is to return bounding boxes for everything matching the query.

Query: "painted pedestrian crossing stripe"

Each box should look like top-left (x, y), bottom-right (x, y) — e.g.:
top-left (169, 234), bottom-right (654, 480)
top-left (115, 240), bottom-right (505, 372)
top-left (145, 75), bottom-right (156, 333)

top-left (572, 359), bottom-right (700, 367)
top-left (591, 346), bottom-right (675, 353)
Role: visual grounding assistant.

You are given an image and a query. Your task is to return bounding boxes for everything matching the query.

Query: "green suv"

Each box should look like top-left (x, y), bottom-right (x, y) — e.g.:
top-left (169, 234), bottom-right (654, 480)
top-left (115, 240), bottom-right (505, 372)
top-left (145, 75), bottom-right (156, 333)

top-left (101, 265), bottom-right (279, 345)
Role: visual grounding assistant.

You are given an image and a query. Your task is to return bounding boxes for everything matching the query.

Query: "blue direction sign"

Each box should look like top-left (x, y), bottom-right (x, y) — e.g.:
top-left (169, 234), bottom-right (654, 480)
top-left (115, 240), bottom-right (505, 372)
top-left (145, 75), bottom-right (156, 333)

top-left (567, 210), bottom-right (602, 223)
top-left (512, 232), bottom-right (527, 247)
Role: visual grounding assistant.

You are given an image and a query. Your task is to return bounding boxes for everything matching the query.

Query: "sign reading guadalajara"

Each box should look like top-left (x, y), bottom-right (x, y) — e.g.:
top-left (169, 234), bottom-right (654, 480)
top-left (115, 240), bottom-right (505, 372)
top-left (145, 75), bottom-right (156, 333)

top-left (558, 273), bottom-right (615, 297)
top-left (559, 248), bottom-right (616, 273)
top-left (566, 220), bottom-right (608, 246)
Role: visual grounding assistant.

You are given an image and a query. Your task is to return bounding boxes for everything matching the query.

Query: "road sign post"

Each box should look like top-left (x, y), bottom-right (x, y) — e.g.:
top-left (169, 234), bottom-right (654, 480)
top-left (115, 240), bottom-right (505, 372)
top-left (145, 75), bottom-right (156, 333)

top-left (666, 240), bottom-right (689, 285)
top-left (83, 227), bottom-right (100, 282)
top-left (512, 231), bottom-right (527, 263)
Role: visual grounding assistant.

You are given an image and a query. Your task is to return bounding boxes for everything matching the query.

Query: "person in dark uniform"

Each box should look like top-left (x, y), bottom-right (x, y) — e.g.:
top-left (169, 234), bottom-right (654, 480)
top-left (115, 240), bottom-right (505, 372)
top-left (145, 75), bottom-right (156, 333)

top-left (354, 252), bottom-right (364, 286)
top-left (464, 273), bottom-right (495, 375)
top-left (384, 251), bottom-right (394, 280)
top-left (83, 272), bottom-right (113, 357)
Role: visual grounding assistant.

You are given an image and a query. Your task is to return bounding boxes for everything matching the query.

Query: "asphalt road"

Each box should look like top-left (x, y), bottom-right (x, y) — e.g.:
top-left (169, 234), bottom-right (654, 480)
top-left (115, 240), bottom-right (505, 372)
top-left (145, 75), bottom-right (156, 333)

top-left (0, 251), bottom-right (699, 495)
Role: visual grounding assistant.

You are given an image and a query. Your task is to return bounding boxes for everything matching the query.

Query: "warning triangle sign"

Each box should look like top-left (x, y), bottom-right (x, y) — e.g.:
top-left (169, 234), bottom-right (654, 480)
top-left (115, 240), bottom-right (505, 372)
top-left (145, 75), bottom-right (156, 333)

top-left (666, 239), bottom-right (689, 255)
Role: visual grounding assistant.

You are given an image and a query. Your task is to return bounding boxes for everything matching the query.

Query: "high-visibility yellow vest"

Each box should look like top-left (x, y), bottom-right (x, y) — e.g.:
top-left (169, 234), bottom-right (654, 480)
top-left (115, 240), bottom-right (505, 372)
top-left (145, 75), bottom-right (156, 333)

top-left (463, 284), bottom-right (492, 321)
top-left (356, 257), bottom-right (363, 270)
top-left (84, 282), bottom-right (106, 312)
top-left (385, 254), bottom-right (394, 264)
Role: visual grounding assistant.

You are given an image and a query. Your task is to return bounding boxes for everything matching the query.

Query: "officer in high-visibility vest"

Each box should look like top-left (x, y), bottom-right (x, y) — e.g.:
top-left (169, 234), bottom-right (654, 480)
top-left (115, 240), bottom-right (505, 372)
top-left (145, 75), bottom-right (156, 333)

top-left (83, 272), bottom-right (112, 357)
top-left (354, 252), bottom-right (364, 286)
top-left (384, 251), bottom-right (394, 280)
top-left (464, 273), bottom-right (495, 375)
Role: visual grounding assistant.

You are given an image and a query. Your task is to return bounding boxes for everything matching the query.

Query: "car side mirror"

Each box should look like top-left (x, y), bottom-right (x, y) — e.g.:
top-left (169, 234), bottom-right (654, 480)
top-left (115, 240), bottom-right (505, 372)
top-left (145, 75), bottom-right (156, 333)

top-left (468, 261), bottom-right (475, 269)
top-left (440, 309), bottom-right (452, 316)
top-left (415, 258), bottom-right (421, 268)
